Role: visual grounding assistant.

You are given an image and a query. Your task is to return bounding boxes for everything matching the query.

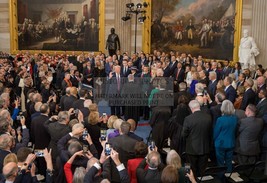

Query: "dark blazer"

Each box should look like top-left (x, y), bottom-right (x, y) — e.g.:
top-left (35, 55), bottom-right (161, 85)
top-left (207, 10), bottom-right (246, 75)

top-left (222, 66), bottom-right (233, 78)
top-left (256, 98), bottom-right (267, 118)
top-left (44, 120), bottom-right (70, 161)
top-left (108, 134), bottom-right (138, 182)
top-left (182, 110), bottom-right (212, 155)
top-left (128, 132), bottom-right (143, 142)
top-left (210, 104), bottom-right (222, 126)
top-left (236, 116), bottom-right (264, 156)
top-left (31, 114), bottom-right (50, 149)
top-left (121, 66), bottom-right (131, 77)
top-left (63, 95), bottom-right (78, 111)
top-left (208, 80), bottom-right (218, 101)
top-left (169, 61), bottom-right (178, 76)
top-left (70, 76), bottom-right (79, 87)
top-left (225, 85), bottom-right (237, 104)
top-left (163, 66), bottom-right (171, 77)
top-left (72, 98), bottom-right (85, 110)
top-left (84, 123), bottom-right (103, 156)
top-left (0, 149), bottom-right (10, 173)
top-left (173, 68), bottom-right (185, 83)
top-left (136, 158), bottom-right (164, 183)
top-left (240, 88), bottom-right (256, 110)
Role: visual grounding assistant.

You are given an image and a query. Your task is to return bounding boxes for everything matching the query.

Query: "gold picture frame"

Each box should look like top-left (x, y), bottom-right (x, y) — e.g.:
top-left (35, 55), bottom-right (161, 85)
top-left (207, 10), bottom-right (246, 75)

top-left (146, 0), bottom-right (242, 62)
top-left (9, 0), bottom-right (105, 54)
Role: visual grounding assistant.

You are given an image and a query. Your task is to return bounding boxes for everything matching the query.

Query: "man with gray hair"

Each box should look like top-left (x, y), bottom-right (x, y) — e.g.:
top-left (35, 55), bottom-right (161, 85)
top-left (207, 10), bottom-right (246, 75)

top-left (0, 134), bottom-right (13, 173)
top-left (208, 71), bottom-right (218, 101)
top-left (182, 100), bottom-right (212, 177)
top-left (224, 76), bottom-right (237, 103)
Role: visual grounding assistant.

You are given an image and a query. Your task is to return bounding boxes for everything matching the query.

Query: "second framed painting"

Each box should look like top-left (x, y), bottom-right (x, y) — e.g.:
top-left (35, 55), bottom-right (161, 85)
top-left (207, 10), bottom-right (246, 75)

top-left (151, 0), bottom-right (242, 61)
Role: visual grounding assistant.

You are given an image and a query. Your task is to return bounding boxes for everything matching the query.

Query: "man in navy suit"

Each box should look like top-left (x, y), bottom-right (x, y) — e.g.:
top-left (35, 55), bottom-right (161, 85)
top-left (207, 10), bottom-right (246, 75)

top-left (224, 76), bottom-right (237, 103)
top-left (240, 78), bottom-right (256, 110)
top-left (222, 59), bottom-right (233, 79)
top-left (256, 89), bottom-right (267, 118)
top-left (121, 59), bottom-right (130, 77)
top-left (135, 53), bottom-right (148, 71)
top-left (108, 65), bottom-right (124, 117)
top-left (208, 71), bottom-right (218, 101)
top-left (168, 55), bottom-right (178, 76)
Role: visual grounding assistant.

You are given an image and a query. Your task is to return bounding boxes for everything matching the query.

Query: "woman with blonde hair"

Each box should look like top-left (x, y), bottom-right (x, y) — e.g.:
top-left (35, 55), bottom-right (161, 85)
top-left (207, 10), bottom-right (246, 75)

top-left (3, 153), bottom-right (18, 166)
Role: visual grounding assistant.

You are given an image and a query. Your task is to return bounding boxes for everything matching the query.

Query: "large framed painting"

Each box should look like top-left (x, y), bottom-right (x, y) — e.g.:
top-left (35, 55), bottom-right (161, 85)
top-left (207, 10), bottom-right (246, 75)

top-left (150, 0), bottom-right (242, 61)
top-left (9, 0), bottom-right (105, 54)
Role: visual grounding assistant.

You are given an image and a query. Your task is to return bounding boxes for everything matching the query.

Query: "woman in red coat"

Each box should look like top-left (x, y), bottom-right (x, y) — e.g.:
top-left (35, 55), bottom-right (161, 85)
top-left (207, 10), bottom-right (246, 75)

top-left (127, 141), bottom-right (148, 183)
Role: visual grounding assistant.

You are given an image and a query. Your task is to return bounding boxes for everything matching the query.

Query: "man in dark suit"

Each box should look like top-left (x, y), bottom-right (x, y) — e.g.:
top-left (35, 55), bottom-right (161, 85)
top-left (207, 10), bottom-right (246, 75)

top-left (211, 61), bottom-right (222, 80)
top-left (70, 70), bottom-right (81, 88)
top-left (208, 71), bottom-right (218, 101)
top-left (63, 87), bottom-right (78, 110)
top-left (256, 89), bottom-right (267, 118)
top-left (182, 100), bottom-right (212, 177)
top-left (121, 59), bottom-right (131, 77)
top-left (173, 82), bottom-right (191, 108)
top-left (173, 62), bottom-right (185, 92)
top-left (210, 91), bottom-right (225, 125)
top-left (162, 61), bottom-right (171, 77)
top-left (236, 104), bottom-right (264, 164)
top-left (135, 53), bottom-right (148, 71)
top-left (108, 65), bottom-right (124, 117)
top-left (240, 78), bottom-right (256, 110)
top-left (222, 59), bottom-right (233, 79)
top-left (255, 76), bottom-right (266, 104)
top-left (127, 119), bottom-right (143, 141)
top-left (136, 150), bottom-right (164, 183)
top-left (44, 111), bottom-right (71, 164)
top-left (168, 55), bottom-right (178, 76)
top-left (31, 103), bottom-right (50, 149)
top-left (108, 122), bottom-right (138, 182)
top-left (224, 76), bottom-right (237, 103)
top-left (236, 73), bottom-right (246, 89)
top-left (72, 88), bottom-right (88, 110)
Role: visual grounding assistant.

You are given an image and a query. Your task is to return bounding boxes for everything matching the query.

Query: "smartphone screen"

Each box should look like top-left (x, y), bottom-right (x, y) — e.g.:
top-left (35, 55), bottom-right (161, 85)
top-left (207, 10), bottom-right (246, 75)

top-left (100, 129), bottom-right (107, 141)
top-left (105, 143), bottom-right (111, 156)
top-left (185, 163), bottom-right (191, 174)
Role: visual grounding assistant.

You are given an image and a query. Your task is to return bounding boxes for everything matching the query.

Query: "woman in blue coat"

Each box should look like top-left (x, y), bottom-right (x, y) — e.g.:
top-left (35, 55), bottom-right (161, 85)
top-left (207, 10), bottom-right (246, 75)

top-left (214, 100), bottom-right (238, 172)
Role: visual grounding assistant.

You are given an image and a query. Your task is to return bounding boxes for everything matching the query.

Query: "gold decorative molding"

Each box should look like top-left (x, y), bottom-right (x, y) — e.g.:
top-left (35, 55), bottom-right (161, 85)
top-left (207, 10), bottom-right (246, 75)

top-left (233, 0), bottom-right (243, 62)
top-left (142, 0), bottom-right (151, 53)
top-left (9, 0), bottom-right (105, 54)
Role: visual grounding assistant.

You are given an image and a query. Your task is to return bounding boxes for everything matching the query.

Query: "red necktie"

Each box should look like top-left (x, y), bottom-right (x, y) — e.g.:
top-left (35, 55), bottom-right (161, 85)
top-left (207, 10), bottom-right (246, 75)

top-left (176, 69), bottom-right (180, 80)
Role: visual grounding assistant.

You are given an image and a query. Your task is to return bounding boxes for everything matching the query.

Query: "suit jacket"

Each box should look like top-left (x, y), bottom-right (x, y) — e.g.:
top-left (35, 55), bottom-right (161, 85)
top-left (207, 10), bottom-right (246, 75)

top-left (108, 134), bottom-right (138, 182)
top-left (70, 76), bottom-right (79, 87)
top-left (236, 116), bottom-right (264, 155)
top-left (169, 61), bottom-right (178, 76)
top-left (128, 132), bottom-right (143, 142)
top-left (31, 114), bottom-right (50, 149)
top-left (63, 95), bottom-right (78, 111)
top-left (225, 85), bottom-right (237, 103)
top-left (44, 120), bottom-right (70, 160)
top-left (222, 66), bottom-right (233, 79)
top-left (182, 110), bottom-right (212, 155)
top-left (256, 98), bottom-right (267, 118)
top-left (72, 98), bottom-right (85, 110)
top-left (136, 158), bottom-right (164, 183)
top-left (210, 104), bottom-right (222, 125)
top-left (163, 67), bottom-right (171, 77)
top-left (0, 149), bottom-right (10, 173)
top-left (240, 88), bottom-right (256, 110)
top-left (208, 80), bottom-right (218, 101)
top-left (121, 66), bottom-right (131, 77)
top-left (173, 68), bottom-right (185, 83)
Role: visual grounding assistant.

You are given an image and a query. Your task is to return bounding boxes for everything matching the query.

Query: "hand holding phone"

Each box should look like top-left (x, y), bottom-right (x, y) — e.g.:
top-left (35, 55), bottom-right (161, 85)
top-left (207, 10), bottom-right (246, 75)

top-left (105, 143), bottom-right (112, 156)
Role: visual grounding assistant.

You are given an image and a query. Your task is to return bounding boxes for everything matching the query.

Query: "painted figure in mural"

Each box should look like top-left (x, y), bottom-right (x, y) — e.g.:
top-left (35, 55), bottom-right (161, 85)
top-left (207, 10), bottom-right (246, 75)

top-left (186, 19), bottom-right (196, 46)
top-left (199, 19), bottom-right (210, 48)
top-left (174, 20), bottom-right (184, 46)
top-left (239, 29), bottom-right (259, 69)
top-left (106, 28), bottom-right (121, 56)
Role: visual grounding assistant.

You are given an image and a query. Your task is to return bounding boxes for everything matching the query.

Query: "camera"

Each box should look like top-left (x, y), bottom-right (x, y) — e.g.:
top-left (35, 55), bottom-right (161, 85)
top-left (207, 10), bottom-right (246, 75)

top-left (74, 109), bottom-right (79, 116)
top-left (82, 129), bottom-right (88, 140)
top-left (34, 150), bottom-right (44, 157)
top-left (16, 115), bottom-right (23, 120)
top-left (203, 89), bottom-right (208, 96)
top-left (83, 145), bottom-right (88, 153)
top-left (100, 129), bottom-right (107, 141)
top-left (185, 163), bottom-right (191, 174)
top-left (149, 141), bottom-right (155, 151)
top-left (102, 113), bottom-right (107, 118)
top-left (105, 143), bottom-right (112, 156)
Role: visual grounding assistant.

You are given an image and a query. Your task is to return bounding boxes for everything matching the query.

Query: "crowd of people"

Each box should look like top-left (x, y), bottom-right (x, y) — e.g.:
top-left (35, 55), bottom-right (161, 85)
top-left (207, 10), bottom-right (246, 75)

top-left (0, 49), bottom-right (267, 183)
